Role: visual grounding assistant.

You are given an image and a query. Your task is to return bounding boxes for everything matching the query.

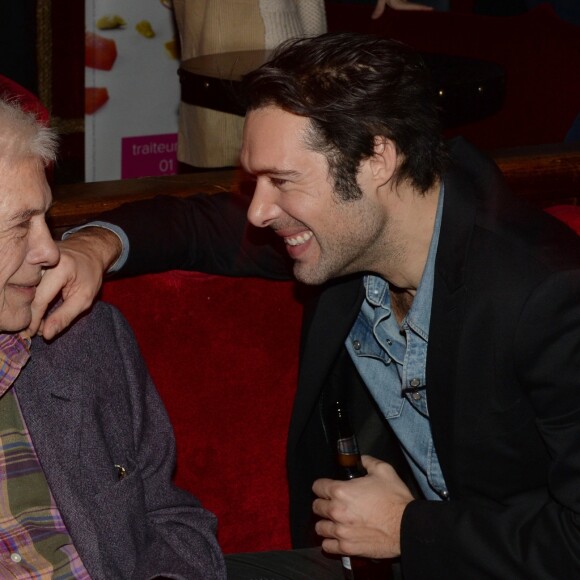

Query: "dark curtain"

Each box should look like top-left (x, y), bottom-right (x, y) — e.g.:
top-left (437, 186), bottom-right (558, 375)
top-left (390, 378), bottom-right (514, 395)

top-left (0, 1), bottom-right (37, 92)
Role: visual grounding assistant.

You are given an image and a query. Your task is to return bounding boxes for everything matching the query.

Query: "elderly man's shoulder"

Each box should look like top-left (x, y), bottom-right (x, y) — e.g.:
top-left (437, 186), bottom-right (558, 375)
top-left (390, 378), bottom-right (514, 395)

top-left (32, 301), bottom-right (140, 371)
top-left (20, 302), bottom-right (148, 410)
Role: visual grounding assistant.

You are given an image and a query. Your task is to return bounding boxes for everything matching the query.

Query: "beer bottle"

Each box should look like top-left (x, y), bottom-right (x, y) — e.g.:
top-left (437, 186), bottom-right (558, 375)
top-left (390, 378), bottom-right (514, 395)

top-left (334, 400), bottom-right (393, 580)
top-left (334, 399), bottom-right (367, 580)
top-left (335, 399), bottom-right (367, 480)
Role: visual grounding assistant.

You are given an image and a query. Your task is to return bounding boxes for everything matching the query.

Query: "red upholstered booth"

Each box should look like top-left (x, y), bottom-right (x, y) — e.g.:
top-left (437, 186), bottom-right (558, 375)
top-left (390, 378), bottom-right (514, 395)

top-left (52, 2), bottom-right (580, 555)
top-left (0, 74), bottom-right (52, 181)
top-left (0, 74), bottom-right (49, 125)
top-left (101, 273), bottom-right (303, 553)
top-left (96, 4), bottom-right (580, 551)
top-left (545, 205), bottom-right (580, 233)
top-left (1, 2), bottom-right (578, 556)
top-left (100, 206), bottom-right (580, 554)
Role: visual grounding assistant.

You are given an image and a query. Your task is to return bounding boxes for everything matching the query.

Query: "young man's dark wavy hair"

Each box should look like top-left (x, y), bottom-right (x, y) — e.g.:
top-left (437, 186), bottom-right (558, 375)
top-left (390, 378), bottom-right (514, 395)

top-left (242, 32), bottom-right (448, 201)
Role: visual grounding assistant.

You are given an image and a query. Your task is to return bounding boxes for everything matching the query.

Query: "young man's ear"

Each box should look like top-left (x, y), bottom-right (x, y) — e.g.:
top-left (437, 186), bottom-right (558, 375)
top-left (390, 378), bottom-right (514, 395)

top-left (368, 136), bottom-right (398, 185)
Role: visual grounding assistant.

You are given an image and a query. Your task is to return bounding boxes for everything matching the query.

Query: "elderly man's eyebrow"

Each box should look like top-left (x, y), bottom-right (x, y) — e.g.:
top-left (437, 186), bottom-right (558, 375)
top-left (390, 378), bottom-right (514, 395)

top-left (7, 200), bottom-right (53, 224)
top-left (7, 207), bottom-right (44, 224)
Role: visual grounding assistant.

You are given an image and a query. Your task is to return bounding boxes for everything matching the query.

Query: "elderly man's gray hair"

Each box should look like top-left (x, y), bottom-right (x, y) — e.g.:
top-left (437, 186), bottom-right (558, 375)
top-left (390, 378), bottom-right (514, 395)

top-left (0, 97), bottom-right (58, 167)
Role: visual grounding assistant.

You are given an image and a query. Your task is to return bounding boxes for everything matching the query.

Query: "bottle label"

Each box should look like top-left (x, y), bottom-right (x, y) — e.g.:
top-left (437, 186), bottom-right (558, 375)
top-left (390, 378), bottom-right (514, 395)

top-left (337, 436), bottom-right (360, 456)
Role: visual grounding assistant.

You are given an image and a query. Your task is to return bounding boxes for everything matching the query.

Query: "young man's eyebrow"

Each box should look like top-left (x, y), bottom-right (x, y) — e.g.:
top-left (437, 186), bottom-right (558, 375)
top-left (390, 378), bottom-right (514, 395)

top-left (253, 169), bottom-right (301, 178)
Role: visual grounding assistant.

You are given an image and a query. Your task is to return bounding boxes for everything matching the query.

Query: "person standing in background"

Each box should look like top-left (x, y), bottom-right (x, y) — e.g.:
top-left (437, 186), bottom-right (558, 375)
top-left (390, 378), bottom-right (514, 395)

top-left (344, 0), bottom-right (447, 18)
top-left (172, 0), bottom-right (327, 169)
top-left (172, 0), bottom-right (438, 169)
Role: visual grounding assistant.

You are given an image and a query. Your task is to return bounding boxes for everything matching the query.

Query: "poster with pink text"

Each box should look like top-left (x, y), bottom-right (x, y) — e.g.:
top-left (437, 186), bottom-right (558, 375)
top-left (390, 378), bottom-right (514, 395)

top-left (85, 0), bottom-right (180, 181)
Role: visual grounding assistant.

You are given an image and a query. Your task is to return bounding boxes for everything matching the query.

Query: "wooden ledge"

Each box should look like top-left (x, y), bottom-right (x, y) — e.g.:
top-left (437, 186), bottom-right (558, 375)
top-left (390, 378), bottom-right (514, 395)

top-left (48, 169), bottom-right (243, 232)
top-left (492, 142), bottom-right (580, 206)
top-left (49, 143), bottom-right (580, 233)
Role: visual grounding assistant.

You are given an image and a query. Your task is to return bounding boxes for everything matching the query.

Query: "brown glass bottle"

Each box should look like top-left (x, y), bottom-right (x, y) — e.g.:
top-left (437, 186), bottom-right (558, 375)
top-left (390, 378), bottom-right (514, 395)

top-left (334, 400), bottom-right (366, 580)
top-left (335, 400), bottom-right (367, 480)
top-left (334, 401), bottom-right (393, 580)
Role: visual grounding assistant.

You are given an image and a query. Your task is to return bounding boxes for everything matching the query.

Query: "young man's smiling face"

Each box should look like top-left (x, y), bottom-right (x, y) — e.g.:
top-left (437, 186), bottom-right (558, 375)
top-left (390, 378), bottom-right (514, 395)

top-left (240, 106), bottom-right (391, 285)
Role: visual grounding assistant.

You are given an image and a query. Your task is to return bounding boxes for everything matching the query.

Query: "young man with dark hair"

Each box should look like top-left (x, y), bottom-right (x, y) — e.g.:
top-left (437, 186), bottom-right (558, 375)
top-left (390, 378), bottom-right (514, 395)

top-left (31, 32), bottom-right (580, 578)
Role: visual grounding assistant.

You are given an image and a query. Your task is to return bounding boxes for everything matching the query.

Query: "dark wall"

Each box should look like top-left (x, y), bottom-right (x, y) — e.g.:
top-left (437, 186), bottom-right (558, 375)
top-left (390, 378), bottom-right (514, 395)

top-left (0, 1), bottom-right (37, 93)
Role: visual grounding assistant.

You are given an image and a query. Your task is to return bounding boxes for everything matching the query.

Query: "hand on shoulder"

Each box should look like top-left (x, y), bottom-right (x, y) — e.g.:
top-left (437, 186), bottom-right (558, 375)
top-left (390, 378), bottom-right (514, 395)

top-left (28, 227), bottom-right (122, 339)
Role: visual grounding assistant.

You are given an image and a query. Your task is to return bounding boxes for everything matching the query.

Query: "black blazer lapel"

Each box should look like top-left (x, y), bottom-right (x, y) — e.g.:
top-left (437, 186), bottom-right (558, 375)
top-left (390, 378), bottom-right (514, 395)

top-left (289, 275), bottom-right (365, 450)
top-left (427, 150), bottom-right (478, 493)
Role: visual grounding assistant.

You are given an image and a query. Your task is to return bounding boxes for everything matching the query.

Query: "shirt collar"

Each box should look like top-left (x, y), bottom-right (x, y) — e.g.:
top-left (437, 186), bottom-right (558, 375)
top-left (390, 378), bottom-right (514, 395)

top-left (364, 183), bottom-right (445, 339)
top-left (0, 333), bottom-right (31, 397)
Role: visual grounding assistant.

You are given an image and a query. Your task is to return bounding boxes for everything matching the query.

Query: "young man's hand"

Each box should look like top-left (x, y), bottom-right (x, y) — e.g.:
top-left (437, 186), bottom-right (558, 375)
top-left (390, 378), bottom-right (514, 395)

top-left (312, 455), bottom-right (414, 559)
top-left (28, 227), bottom-right (122, 339)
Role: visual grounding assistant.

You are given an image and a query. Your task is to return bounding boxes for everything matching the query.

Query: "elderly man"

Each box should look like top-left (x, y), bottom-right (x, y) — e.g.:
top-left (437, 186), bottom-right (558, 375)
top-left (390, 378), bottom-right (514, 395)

top-left (0, 98), bottom-right (225, 578)
top-left (31, 33), bottom-right (580, 578)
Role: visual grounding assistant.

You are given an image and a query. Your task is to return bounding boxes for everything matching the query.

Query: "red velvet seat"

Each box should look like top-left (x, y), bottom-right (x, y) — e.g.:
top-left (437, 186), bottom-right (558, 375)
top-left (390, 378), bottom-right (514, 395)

top-left (0, 74), bottom-right (52, 181)
top-left (101, 272), bottom-right (301, 553)
top-left (0, 74), bottom-right (49, 124)
top-left (100, 204), bottom-right (580, 554)
top-left (545, 204), bottom-right (580, 235)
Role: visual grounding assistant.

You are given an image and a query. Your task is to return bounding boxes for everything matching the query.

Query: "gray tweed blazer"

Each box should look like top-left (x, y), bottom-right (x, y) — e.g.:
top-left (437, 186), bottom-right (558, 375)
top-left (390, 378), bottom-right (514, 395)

top-left (15, 301), bottom-right (225, 579)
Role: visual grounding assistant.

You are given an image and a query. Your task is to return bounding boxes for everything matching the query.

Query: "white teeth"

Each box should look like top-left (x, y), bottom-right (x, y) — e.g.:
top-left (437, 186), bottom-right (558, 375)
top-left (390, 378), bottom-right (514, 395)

top-left (285, 231), bottom-right (313, 246)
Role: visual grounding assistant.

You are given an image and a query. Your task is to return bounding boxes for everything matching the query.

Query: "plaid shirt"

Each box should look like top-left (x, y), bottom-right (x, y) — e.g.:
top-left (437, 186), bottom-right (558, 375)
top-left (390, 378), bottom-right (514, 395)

top-left (0, 334), bottom-right (91, 579)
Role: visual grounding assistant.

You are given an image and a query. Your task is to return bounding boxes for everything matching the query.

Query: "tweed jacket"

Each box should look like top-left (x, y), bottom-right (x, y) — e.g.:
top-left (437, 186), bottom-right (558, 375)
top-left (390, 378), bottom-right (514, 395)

top-left (100, 138), bottom-right (580, 578)
top-left (15, 302), bottom-right (225, 580)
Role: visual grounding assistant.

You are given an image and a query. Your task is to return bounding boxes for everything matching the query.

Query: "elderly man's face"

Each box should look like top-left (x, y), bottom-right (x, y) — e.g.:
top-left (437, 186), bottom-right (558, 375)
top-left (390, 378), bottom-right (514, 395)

top-left (0, 158), bottom-right (59, 332)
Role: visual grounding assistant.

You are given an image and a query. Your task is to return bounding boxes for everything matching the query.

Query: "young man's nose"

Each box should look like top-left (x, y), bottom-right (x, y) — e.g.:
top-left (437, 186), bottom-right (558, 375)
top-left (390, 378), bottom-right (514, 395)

top-left (247, 181), bottom-right (281, 228)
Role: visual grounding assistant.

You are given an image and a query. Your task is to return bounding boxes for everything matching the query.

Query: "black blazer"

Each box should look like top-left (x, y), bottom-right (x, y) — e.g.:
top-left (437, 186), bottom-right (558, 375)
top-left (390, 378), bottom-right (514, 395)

top-left (103, 138), bottom-right (580, 578)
